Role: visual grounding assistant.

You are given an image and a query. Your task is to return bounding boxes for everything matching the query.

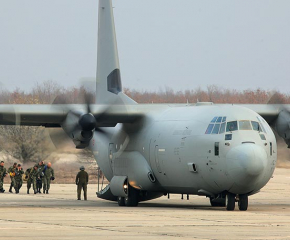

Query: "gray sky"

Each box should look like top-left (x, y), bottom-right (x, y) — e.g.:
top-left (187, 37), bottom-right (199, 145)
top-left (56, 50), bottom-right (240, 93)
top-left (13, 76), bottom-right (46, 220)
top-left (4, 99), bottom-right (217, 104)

top-left (0, 0), bottom-right (290, 93)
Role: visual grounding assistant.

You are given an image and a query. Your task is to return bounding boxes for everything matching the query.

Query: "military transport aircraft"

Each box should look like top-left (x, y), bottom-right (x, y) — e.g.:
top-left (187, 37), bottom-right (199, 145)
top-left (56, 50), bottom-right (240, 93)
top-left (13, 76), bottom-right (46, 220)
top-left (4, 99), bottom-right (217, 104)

top-left (1, 0), bottom-right (290, 211)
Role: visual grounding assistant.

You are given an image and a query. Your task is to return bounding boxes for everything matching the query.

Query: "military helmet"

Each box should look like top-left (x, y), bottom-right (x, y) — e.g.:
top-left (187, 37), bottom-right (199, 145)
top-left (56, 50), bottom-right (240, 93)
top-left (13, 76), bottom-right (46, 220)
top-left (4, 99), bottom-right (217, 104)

top-left (17, 164), bottom-right (21, 167)
top-left (80, 166), bottom-right (85, 170)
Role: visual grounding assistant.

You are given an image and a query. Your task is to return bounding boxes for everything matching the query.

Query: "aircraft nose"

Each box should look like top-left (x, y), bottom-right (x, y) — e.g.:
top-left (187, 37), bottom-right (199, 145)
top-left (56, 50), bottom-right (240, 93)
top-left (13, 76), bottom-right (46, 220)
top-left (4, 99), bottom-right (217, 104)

top-left (226, 144), bottom-right (267, 192)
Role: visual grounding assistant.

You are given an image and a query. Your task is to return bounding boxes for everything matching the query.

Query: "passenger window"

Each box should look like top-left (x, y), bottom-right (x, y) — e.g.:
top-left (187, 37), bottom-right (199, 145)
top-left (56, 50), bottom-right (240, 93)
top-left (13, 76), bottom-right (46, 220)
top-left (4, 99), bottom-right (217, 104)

top-left (239, 120), bottom-right (252, 130)
top-left (222, 117), bottom-right (227, 122)
top-left (226, 121), bottom-right (238, 132)
top-left (251, 121), bottom-right (262, 132)
top-left (219, 122), bottom-right (226, 134)
top-left (212, 124), bottom-right (220, 134)
top-left (205, 124), bottom-right (214, 134)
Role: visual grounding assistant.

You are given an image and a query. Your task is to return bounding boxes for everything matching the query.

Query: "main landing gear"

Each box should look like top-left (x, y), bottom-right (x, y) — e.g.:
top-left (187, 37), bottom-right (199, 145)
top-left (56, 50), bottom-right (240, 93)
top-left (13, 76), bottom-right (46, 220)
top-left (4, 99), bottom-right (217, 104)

top-left (118, 185), bottom-right (139, 207)
top-left (226, 193), bottom-right (248, 211)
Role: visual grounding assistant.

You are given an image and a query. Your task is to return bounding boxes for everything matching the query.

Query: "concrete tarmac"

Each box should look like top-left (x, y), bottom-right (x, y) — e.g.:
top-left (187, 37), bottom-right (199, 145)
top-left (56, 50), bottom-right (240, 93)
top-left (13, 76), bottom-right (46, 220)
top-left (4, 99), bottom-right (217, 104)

top-left (1, 168), bottom-right (290, 240)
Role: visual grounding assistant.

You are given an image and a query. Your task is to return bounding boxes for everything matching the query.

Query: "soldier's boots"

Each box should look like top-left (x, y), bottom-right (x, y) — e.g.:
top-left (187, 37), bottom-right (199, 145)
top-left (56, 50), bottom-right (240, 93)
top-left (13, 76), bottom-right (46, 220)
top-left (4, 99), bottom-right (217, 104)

top-left (0, 188), bottom-right (5, 193)
top-left (34, 190), bottom-right (37, 194)
top-left (9, 186), bottom-right (13, 193)
top-left (15, 189), bottom-right (19, 194)
top-left (38, 189), bottom-right (41, 194)
top-left (27, 189), bottom-right (29, 194)
top-left (46, 190), bottom-right (49, 194)
top-left (43, 189), bottom-right (46, 194)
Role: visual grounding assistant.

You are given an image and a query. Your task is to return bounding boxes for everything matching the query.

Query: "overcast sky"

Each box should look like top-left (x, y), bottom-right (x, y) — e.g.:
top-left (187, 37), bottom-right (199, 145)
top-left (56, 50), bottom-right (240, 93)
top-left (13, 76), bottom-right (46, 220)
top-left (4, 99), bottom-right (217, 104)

top-left (0, 0), bottom-right (290, 93)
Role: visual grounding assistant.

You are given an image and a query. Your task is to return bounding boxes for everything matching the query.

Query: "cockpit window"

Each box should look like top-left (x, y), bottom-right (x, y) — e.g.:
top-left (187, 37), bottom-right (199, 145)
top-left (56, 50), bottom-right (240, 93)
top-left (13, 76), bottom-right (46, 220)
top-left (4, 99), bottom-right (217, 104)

top-left (239, 120), bottom-right (252, 130)
top-left (251, 121), bottom-right (262, 132)
top-left (205, 124), bottom-right (214, 134)
top-left (226, 121), bottom-right (238, 132)
top-left (216, 117), bottom-right (223, 123)
top-left (211, 117), bottom-right (218, 123)
top-left (206, 116), bottom-right (227, 134)
top-left (212, 124), bottom-right (220, 134)
top-left (257, 117), bottom-right (267, 133)
top-left (219, 122), bottom-right (226, 134)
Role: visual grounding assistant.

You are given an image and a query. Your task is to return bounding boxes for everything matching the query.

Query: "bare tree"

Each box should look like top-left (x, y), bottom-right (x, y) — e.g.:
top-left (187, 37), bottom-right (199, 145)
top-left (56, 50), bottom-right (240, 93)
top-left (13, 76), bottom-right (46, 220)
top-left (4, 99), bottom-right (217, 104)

top-left (0, 126), bottom-right (51, 163)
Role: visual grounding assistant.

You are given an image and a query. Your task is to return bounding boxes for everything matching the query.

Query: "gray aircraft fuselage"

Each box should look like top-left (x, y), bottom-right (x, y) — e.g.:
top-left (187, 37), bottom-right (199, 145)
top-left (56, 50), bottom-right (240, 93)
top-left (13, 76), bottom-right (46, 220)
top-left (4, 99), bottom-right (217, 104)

top-left (92, 104), bottom-right (277, 197)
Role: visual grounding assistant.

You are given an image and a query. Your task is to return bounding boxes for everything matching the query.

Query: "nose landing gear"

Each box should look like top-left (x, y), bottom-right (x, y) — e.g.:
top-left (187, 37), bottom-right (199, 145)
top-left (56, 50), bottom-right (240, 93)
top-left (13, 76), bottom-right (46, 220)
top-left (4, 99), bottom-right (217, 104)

top-left (226, 193), bottom-right (248, 211)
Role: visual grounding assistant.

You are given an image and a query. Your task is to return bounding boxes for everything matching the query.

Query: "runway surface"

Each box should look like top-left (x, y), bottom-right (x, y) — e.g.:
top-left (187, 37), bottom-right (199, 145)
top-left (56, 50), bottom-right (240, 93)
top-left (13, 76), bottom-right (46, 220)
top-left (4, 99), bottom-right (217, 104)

top-left (1, 168), bottom-right (290, 240)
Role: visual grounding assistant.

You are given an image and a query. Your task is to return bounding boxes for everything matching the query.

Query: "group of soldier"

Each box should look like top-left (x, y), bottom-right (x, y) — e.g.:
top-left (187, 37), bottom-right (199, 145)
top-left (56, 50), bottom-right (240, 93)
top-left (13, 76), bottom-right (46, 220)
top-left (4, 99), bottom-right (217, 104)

top-left (1, 160), bottom-right (90, 201)
top-left (0, 160), bottom-right (55, 194)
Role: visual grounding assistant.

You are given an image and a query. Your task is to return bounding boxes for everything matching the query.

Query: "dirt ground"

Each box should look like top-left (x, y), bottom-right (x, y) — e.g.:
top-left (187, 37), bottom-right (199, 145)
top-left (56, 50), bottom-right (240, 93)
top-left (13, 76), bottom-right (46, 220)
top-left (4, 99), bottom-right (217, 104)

top-left (0, 168), bottom-right (290, 239)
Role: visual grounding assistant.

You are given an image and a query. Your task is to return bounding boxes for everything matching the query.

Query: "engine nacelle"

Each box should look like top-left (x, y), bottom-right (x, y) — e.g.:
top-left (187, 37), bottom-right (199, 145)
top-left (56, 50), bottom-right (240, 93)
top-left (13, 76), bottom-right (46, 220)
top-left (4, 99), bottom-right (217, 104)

top-left (72, 129), bottom-right (94, 149)
top-left (275, 110), bottom-right (290, 148)
top-left (61, 111), bottom-right (96, 149)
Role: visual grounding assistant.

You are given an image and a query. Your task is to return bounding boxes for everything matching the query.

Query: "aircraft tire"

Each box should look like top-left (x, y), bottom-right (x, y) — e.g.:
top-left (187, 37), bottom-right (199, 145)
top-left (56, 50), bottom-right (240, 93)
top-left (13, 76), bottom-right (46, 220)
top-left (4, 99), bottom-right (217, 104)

top-left (118, 197), bottom-right (125, 206)
top-left (124, 186), bottom-right (139, 207)
top-left (238, 194), bottom-right (248, 211)
top-left (226, 193), bottom-right (236, 211)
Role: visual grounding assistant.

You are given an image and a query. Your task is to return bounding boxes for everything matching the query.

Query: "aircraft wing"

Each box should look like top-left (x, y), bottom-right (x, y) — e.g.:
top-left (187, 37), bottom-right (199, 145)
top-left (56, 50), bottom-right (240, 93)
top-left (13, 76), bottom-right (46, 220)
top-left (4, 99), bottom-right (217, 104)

top-left (233, 104), bottom-right (288, 124)
top-left (0, 104), bottom-right (169, 127)
top-left (0, 103), bottom-right (289, 127)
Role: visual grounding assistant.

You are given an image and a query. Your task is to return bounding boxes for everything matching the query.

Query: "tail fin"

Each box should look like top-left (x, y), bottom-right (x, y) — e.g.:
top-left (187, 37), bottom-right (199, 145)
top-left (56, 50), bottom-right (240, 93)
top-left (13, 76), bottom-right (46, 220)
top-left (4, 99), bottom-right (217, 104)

top-left (96, 0), bottom-right (135, 105)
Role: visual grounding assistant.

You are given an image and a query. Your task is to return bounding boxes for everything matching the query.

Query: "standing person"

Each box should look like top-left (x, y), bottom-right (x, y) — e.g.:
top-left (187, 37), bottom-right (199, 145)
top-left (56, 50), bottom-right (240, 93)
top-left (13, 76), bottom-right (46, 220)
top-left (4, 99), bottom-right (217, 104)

top-left (0, 161), bottom-right (7, 193)
top-left (25, 166), bottom-right (33, 194)
top-left (26, 165), bottom-right (39, 194)
top-left (75, 166), bottom-right (89, 201)
top-left (43, 162), bottom-right (55, 194)
top-left (14, 164), bottom-right (24, 194)
top-left (8, 162), bottom-right (17, 193)
top-left (37, 161), bottom-right (45, 193)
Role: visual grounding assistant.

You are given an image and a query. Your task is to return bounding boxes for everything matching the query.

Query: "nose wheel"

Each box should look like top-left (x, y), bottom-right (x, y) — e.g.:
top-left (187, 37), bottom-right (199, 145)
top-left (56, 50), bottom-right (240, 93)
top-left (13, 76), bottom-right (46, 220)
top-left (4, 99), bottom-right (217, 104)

top-left (238, 194), bottom-right (248, 211)
top-left (226, 193), bottom-right (249, 211)
top-left (226, 193), bottom-right (236, 211)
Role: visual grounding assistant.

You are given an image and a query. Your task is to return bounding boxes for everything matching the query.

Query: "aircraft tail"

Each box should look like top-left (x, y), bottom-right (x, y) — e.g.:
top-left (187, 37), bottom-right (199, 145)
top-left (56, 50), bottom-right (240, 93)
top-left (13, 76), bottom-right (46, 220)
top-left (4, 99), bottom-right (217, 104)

top-left (96, 0), bottom-right (136, 105)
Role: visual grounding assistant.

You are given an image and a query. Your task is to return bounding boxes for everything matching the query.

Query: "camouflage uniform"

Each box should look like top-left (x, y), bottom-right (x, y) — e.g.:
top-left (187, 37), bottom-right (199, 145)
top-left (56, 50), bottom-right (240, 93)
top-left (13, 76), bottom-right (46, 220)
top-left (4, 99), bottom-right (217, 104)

top-left (0, 164), bottom-right (7, 192)
top-left (37, 163), bottom-right (46, 193)
top-left (25, 168), bottom-right (32, 194)
top-left (8, 164), bottom-right (17, 193)
top-left (26, 166), bottom-right (39, 194)
top-left (43, 166), bottom-right (54, 194)
top-left (14, 167), bottom-right (24, 194)
top-left (76, 167), bottom-right (89, 200)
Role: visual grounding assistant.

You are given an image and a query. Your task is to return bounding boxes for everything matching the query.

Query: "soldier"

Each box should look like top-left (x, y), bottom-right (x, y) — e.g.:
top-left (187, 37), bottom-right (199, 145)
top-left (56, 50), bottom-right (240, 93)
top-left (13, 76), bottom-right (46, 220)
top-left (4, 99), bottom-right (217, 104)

top-left (14, 164), bottom-right (24, 194)
top-left (76, 166), bottom-right (89, 201)
top-left (8, 162), bottom-right (17, 193)
top-left (37, 161), bottom-right (45, 193)
top-left (24, 166), bottom-right (33, 194)
top-left (0, 161), bottom-right (7, 193)
top-left (43, 162), bottom-right (55, 194)
top-left (26, 165), bottom-right (39, 194)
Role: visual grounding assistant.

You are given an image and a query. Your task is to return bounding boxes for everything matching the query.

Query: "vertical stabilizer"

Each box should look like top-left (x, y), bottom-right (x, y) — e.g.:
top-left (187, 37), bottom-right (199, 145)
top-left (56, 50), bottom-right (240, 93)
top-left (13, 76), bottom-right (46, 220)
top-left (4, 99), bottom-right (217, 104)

top-left (96, 0), bottom-right (135, 105)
